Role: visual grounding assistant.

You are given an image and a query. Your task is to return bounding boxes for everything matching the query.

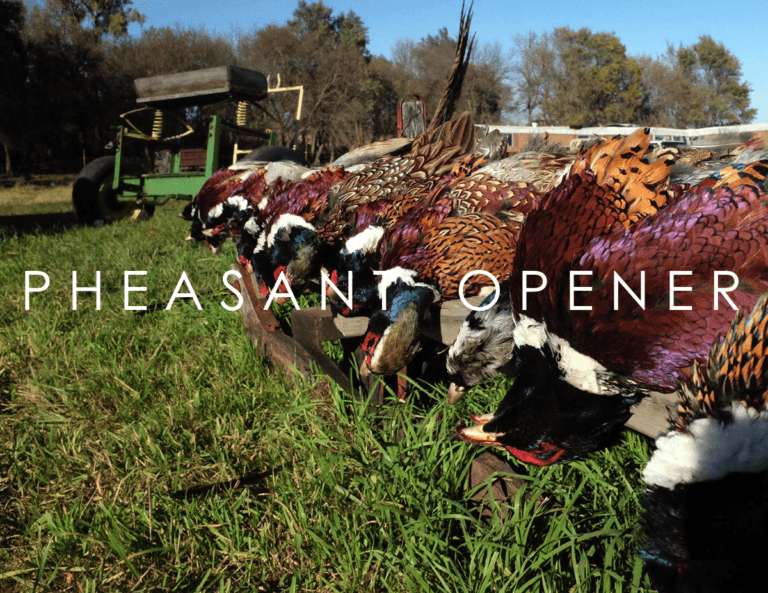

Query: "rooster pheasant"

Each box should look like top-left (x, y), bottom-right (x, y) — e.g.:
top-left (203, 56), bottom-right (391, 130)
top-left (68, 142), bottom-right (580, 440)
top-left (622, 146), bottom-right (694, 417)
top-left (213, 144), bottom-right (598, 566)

top-left (447, 127), bottom-right (677, 403)
top-left (640, 293), bottom-right (768, 592)
top-left (458, 150), bottom-right (768, 465)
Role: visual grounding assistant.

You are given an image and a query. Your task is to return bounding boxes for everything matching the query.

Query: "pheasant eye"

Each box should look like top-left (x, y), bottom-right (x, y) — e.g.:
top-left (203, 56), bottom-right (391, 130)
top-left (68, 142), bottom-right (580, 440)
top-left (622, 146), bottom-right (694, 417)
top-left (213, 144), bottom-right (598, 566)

top-left (273, 266), bottom-right (286, 281)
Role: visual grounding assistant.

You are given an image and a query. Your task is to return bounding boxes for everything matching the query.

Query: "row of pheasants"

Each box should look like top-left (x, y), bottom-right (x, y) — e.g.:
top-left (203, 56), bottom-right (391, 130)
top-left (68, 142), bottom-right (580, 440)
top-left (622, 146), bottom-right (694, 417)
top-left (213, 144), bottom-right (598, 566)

top-left (182, 114), bottom-right (768, 592)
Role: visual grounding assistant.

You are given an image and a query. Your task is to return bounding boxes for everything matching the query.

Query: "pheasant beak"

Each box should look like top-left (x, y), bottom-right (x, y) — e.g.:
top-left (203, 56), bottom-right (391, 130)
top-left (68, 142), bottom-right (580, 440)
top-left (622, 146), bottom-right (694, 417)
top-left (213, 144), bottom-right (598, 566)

top-left (447, 383), bottom-right (467, 404)
top-left (360, 358), bottom-right (372, 378)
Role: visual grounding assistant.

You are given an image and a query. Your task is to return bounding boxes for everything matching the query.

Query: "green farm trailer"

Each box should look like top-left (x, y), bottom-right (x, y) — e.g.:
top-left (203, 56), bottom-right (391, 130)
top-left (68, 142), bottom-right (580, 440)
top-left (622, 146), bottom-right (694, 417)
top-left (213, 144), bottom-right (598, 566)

top-left (72, 66), bottom-right (279, 225)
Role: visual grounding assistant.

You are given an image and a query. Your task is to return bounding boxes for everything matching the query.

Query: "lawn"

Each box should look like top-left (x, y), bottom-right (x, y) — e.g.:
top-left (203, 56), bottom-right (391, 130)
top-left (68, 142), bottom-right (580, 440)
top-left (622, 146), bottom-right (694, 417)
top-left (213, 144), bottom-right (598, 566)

top-left (0, 197), bottom-right (656, 591)
top-left (0, 179), bottom-right (75, 216)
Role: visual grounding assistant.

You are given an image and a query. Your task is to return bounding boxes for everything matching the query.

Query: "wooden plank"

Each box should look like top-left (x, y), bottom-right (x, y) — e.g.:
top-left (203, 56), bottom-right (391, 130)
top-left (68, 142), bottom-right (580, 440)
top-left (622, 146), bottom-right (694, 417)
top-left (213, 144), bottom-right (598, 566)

top-left (236, 264), bottom-right (371, 397)
top-left (626, 391), bottom-right (677, 439)
top-left (469, 451), bottom-right (536, 519)
top-left (290, 307), bottom-right (356, 394)
top-left (135, 66), bottom-right (268, 108)
top-left (422, 296), bottom-right (485, 344)
top-left (236, 264), bottom-right (323, 384)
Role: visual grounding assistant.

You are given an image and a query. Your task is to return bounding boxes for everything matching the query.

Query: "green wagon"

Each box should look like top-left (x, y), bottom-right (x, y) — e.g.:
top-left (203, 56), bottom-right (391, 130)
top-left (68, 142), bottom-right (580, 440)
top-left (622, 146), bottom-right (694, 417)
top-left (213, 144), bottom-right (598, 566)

top-left (71, 66), bottom-right (279, 225)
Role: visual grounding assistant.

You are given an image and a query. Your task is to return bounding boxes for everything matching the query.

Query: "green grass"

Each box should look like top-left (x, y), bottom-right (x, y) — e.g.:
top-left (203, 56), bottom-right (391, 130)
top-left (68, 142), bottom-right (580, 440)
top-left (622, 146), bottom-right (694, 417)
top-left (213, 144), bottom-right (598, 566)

top-left (0, 202), bottom-right (657, 591)
top-left (0, 183), bottom-right (73, 216)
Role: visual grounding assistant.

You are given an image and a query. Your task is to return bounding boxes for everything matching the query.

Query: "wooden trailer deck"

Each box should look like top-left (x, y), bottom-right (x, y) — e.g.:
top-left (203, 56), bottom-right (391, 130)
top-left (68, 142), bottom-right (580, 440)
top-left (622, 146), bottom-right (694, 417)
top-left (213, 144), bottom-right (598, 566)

top-left (135, 66), bottom-right (268, 109)
top-left (233, 262), bottom-right (676, 509)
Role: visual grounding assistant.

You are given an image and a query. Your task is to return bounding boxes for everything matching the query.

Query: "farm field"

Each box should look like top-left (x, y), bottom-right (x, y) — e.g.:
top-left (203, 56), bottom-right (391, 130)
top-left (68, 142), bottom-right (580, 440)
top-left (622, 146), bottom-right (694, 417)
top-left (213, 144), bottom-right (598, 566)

top-left (0, 196), bottom-right (656, 592)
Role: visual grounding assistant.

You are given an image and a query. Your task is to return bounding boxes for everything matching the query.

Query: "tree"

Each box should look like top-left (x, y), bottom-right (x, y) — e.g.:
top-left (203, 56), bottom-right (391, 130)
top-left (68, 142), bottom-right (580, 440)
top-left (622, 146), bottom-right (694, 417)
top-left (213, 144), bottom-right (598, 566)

top-left (636, 48), bottom-right (697, 127)
top-left (676, 35), bottom-right (755, 126)
top-left (107, 26), bottom-right (236, 82)
top-left (509, 31), bottom-right (556, 124)
top-left (391, 32), bottom-right (510, 124)
top-left (238, 1), bottom-right (373, 163)
top-left (17, 0), bottom-right (147, 169)
top-left (636, 37), bottom-right (755, 128)
top-left (0, 0), bottom-right (27, 174)
top-left (360, 56), bottom-right (400, 139)
top-left (461, 43), bottom-right (512, 123)
top-left (41, 0), bottom-right (144, 40)
top-left (544, 27), bottom-right (643, 126)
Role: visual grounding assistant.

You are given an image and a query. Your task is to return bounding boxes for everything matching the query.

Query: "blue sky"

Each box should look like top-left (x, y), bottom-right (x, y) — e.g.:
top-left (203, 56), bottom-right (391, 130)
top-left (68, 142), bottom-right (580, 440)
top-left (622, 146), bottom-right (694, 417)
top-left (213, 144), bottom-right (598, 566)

top-left (118, 0), bottom-right (765, 123)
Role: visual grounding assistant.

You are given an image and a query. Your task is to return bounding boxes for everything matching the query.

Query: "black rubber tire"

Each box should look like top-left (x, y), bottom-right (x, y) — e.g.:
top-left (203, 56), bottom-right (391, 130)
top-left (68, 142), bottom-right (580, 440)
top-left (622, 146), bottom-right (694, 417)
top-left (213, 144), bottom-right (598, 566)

top-left (240, 145), bottom-right (309, 167)
top-left (72, 156), bottom-right (147, 225)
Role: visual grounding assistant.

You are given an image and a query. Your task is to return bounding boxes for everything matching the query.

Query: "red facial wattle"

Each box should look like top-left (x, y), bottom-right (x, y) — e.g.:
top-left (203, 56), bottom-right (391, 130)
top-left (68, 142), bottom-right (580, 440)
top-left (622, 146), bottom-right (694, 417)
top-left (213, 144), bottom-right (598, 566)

top-left (325, 270), bottom-right (339, 297)
top-left (504, 441), bottom-right (566, 466)
top-left (361, 332), bottom-right (380, 355)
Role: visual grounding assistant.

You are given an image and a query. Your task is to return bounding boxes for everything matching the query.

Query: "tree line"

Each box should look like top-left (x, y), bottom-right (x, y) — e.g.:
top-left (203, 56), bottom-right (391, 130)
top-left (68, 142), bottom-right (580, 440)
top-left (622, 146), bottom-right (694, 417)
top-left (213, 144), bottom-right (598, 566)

top-left (0, 0), bottom-right (756, 175)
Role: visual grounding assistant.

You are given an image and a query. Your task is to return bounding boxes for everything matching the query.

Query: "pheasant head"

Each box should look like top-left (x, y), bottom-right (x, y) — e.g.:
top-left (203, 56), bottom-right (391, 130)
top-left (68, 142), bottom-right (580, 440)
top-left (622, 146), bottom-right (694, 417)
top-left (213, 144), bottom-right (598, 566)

top-left (360, 269), bottom-right (440, 377)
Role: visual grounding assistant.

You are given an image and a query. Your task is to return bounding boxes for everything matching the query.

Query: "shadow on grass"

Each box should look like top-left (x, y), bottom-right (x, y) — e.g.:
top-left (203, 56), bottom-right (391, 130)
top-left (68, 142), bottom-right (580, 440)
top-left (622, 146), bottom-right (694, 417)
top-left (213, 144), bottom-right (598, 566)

top-left (0, 211), bottom-right (80, 237)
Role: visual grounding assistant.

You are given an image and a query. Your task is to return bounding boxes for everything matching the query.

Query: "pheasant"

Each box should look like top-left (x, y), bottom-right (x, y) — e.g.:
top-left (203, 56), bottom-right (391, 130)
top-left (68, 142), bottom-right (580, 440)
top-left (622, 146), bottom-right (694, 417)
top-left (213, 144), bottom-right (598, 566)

top-left (640, 293), bottom-right (768, 593)
top-left (669, 147), bottom-right (768, 192)
top-left (324, 130), bottom-right (514, 316)
top-left (360, 210), bottom-right (527, 376)
top-left (458, 163), bottom-right (768, 465)
top-left (474, 150), bottom-right (576, 194)
top-left (318, 133), bottom-right (539, 376)
top-left (235, 133), bottom-right (467, 297)
top-left (187, 148), bottom-right (318, 253)
top-left (446, 127), bottom-right (677, 403)
top-left (188, 162), bottom-right (273, 253)
top-left (361, 127), bottom-right (686, 380)
top-left (272, 112), bottom-right (479, 294)
top-left (236, 165), bottom-right (350, 296)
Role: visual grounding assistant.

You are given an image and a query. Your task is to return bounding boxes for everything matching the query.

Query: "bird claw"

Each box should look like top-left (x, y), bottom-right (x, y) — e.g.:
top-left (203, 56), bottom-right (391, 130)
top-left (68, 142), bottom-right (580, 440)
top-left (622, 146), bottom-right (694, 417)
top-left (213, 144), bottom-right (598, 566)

top-left (447, 382), bottom-right (467, 404)
top-left (469, 412), bottom-right (495, 425)
top-left (457, 422), bottom-right (504, 444)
